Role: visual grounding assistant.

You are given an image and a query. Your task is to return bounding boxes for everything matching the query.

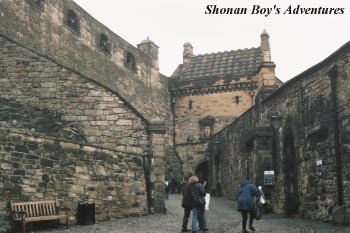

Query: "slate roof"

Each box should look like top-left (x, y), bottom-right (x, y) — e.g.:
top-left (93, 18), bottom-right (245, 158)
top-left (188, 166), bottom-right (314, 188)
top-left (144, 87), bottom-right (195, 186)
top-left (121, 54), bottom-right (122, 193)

top-left (173, 47), bottom-right (263, 79)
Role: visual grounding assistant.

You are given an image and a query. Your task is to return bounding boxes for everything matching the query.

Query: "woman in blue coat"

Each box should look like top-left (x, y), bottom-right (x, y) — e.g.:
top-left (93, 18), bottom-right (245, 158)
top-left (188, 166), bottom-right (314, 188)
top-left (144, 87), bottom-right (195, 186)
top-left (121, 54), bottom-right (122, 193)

top-left (237, 179), bottom-right (261, 232)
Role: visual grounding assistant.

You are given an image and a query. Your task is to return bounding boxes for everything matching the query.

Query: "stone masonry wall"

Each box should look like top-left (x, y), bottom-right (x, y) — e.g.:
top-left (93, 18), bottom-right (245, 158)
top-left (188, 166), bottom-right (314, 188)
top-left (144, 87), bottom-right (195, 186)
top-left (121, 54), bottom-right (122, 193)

top-left (0, 0), bottom-right (170, 122)
top-left (210, 42), bottom-right (350, 221)
top-left (0, 34), bottom-right (152, 232)
top-left (0, 129), bottom-right (147, 233)
top-left (0, 36), bottom-right (149, 153)
top-left (176, 143), bottom-right (208, 176)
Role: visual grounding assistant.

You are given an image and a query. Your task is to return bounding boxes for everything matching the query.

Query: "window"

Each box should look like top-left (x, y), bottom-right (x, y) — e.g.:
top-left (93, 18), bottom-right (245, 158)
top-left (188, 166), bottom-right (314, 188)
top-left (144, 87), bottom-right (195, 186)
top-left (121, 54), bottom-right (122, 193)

top-left (66, 10), bottom-right (79, 33)
top-left (188, 100), bottom-right (193, 109)
top-left (186, 136), bottom-right (194, 143)
top-left (32, 0), bottom-right (42, 6)
top-left (99, 34), bottom-right (111, 54)
top-left (125, 52), bottom-right (136, 72)
top-left (234, 96), bottom-right (241, 104)
top-left (26, 0), bottom-right (43, 10)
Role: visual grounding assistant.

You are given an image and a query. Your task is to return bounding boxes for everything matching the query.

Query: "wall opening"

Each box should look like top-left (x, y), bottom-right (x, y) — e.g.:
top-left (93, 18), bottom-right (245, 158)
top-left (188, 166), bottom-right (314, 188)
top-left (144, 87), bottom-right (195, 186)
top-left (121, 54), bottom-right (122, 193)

top-left (195, 160), bottom-right (209, 193)
top-left (283, 132), bottom-right (299, 216)
top-left (66, 9), bottom-right (79, 33)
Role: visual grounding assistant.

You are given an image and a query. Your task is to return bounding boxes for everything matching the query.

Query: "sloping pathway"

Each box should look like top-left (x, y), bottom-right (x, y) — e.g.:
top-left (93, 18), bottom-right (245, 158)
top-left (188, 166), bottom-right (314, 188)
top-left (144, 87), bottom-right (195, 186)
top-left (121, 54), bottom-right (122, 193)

top-left (33, 194), bottom-right (349, 233)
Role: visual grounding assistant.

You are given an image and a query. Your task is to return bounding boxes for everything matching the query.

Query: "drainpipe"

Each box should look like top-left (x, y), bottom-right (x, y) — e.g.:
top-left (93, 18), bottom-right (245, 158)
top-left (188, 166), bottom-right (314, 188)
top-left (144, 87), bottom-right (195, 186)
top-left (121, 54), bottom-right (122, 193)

top-left (170, 82), bottom-right (184, 175)
top-left (327, 65), bottom-right (343, 206)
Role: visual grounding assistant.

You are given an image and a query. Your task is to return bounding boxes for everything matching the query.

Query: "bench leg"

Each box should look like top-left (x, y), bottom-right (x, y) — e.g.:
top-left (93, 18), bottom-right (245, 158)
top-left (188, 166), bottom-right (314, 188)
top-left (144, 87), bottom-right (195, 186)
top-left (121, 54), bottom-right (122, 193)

top-left (21, 219), bottom-right (25, 233)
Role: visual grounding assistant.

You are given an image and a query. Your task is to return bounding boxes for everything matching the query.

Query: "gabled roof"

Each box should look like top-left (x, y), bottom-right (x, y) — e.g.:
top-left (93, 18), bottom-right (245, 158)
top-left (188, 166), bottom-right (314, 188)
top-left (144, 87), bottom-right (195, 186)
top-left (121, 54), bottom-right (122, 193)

top-left (173, 47), bottom-right (263, 80)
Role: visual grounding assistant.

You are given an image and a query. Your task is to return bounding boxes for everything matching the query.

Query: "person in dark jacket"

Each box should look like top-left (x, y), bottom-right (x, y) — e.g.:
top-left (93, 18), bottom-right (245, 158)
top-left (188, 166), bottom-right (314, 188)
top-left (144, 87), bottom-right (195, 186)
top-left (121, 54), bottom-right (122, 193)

top-left (181, 177), bottom-right (192, 232)
top-left (165, 182), bottom-right (170, 200)
top-left (190, 176), bottom-right (208, 233)
top-left (237, 178), bottom-right (261, 233)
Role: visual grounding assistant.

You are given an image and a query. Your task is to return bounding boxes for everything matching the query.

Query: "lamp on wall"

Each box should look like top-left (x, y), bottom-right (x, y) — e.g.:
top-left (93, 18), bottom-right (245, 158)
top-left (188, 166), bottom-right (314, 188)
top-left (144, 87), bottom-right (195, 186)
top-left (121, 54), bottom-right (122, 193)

top-left (269, 112), bottom-right (282, 129)
top-left (266, 111), bottom-right (283, 185)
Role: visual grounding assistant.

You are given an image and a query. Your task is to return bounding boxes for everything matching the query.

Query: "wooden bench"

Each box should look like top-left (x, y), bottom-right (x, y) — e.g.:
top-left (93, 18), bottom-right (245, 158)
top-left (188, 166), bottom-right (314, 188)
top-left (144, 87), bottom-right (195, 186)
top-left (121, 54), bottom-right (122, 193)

top-left (10, 200), bottom-right (70, 233)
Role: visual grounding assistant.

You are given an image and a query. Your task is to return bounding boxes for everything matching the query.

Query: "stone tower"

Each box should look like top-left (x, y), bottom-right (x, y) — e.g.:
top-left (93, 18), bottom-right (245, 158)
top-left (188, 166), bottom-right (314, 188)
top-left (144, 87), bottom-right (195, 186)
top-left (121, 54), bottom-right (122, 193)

top-left (137, 37), bottom-right (159, 70)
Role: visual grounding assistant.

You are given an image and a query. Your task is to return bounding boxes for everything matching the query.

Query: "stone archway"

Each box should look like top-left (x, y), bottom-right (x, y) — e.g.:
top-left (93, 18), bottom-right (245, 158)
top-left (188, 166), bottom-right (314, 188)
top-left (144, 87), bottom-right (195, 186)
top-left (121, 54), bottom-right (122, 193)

top-left (283, 132), bottom-right (299, 216)
top-left (193, 158), bottom-right (209, 192)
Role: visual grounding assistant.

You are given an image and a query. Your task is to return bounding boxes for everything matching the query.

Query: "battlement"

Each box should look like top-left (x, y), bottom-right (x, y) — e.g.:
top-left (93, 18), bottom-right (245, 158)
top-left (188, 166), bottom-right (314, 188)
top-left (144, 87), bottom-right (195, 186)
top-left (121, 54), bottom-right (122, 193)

top-left (0, 0), bottom-right (167, 121)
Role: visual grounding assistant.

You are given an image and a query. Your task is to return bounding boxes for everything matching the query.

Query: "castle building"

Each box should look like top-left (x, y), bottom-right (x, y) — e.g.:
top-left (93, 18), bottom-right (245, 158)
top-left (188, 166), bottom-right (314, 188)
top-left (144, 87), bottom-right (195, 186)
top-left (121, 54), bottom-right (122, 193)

top-left (170, 30), bottom-right (281, 188)
top-left (0, 1), bottom-right (349, 230)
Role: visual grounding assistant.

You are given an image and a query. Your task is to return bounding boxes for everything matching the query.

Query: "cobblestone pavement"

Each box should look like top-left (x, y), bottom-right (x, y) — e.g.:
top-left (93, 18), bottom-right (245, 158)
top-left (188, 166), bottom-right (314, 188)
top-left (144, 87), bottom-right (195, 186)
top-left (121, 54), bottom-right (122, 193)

top-left (34, 194), bottom-right (349, 233)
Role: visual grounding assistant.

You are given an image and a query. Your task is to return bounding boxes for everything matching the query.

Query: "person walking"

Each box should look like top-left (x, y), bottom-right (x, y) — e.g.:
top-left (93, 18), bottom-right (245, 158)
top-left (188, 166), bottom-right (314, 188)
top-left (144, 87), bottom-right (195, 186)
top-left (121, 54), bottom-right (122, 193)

top-left (236, 178), bottom-right (261, 233)
top-left (164, 181), bottom-right (170, 200)
top-left (181, 177), bottom-right (192, 232)
top-left (190, 175), bottom-right (208, 233)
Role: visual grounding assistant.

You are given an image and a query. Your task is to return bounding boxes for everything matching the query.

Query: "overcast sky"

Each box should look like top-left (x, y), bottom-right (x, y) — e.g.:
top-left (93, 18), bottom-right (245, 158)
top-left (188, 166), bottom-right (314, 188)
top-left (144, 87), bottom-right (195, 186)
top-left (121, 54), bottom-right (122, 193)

top-left (73, 0), bottom-right (349, 82)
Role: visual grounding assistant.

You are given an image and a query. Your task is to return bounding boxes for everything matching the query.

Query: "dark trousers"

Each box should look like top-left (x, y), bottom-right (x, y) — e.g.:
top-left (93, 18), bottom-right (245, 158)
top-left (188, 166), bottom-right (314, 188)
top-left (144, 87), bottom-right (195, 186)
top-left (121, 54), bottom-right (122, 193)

top-left (241, 210), bottom-right (255, 230)
top-left (182, 207), bottom-right (192, 230)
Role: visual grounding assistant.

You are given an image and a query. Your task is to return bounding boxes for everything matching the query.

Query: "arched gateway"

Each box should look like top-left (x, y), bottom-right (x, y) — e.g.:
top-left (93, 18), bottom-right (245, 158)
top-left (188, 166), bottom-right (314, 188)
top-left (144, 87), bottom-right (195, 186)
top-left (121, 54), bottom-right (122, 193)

top-left (193, 158), bottom-right (210, 192)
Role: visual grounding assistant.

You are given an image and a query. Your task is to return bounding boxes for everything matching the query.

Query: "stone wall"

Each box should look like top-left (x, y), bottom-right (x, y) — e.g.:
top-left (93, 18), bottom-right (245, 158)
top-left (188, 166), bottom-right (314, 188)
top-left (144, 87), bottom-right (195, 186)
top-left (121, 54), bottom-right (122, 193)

top-left (0, 32), bottom-right (162, 231)
top-left (0, 0), bottom-right (172, 229)
top-left (164, 147), bottom-right (183, 182)
top-left (176, 143), bottom-right (208, 175)
top-left (0, 129), bottom-right (147, 233)
top-left (209, 42), bottom-right (350, 221)
top-left (0, 36), bottom-right (149, 152)
top-left (0, 0), bottom-right (170, 122)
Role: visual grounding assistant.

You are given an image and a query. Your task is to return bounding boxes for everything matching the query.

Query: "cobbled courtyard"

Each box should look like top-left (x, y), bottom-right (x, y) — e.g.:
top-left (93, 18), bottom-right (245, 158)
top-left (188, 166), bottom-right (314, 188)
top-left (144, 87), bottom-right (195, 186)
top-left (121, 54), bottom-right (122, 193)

top-left (33, 194), bottom-right (350, 233)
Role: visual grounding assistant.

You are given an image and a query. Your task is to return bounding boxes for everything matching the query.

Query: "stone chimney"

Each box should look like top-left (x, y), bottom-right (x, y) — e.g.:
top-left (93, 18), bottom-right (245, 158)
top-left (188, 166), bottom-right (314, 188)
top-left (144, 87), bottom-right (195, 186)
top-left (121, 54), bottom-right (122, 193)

top-left (183, 42), bottom-right (193, 63)
top-left (260, 29), bottom-right (271, 62)
top-left (137, 37), bottom-right (159, 70)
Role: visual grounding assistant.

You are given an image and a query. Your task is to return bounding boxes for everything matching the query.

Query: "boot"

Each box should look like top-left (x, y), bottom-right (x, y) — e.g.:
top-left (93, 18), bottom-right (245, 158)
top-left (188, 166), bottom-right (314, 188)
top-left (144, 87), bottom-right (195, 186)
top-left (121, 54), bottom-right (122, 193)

top-left (249, 225), bottom-right (255, 231)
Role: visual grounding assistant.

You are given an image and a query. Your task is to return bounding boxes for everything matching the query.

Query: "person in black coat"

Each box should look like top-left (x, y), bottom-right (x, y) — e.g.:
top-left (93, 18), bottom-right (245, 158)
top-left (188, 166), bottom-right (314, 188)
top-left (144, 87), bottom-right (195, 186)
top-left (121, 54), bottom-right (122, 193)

top-left (181, 177), bottom-right (192, 232)
top-left (190, 176), bottom-right (208, 233)
top-left (236, 178), bottom-right (261, 233)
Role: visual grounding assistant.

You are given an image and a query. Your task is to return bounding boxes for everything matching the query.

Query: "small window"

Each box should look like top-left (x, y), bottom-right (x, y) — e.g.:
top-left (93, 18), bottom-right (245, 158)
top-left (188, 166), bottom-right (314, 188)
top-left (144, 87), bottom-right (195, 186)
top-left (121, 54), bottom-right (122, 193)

top-left (33, 0), bottom-right (42, 6)
top-left (189, 100), bottom-right (193, 109)
top-left (234, 96), bottom-right (241, 104)
top-left (66, 10), bottom-right (79, 33)
top-left (99, 34), bottom-right (111, 54)
top-left (26, 0), bottom-right (43, 10)
top-left (125, 52), bottom-right (136, 72)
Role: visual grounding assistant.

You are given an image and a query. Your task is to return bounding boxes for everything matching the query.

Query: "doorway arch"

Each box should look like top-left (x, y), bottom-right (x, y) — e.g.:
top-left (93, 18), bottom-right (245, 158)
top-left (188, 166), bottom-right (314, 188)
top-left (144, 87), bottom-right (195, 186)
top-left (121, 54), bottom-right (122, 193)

top-left (193, 158), bottom-right (209, 192)
top-left (283, 131), bottom-right (299, 216)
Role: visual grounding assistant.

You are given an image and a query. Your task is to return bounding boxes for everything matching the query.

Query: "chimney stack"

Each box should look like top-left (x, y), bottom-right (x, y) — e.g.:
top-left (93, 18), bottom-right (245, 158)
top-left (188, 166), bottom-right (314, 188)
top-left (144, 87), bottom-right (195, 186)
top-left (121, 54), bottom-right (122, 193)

top-left (183, 42), bottom-right (193, 63)
top-left (260, 29), bottom-right (271, 62)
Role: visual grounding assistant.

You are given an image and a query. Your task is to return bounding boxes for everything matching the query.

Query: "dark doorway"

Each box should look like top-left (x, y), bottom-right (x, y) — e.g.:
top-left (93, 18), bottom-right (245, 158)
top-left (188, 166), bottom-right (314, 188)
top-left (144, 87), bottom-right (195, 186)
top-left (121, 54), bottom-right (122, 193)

top-left (195, 160), bottom-right (209, 191)
top-left (284, 133), bottom-right (299, 216)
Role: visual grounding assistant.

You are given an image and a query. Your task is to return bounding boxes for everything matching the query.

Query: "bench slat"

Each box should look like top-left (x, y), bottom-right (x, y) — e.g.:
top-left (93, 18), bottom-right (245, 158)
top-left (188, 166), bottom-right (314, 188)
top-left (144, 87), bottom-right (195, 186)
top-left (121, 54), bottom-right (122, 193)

top-left (35, 203), bottom-right (39, 217)
top-left (49, 203), bottom-right (54, 215)
top-left (43, 203), bottom-right (47, 216)
top-left (32, 204), bottom-right (36, 217)
top-left (29, 204), bottom-right (33, 217)
top-left (38, 204), bottom-right (43, 216)
top-left (44, 203), bottom-right (49, 216)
